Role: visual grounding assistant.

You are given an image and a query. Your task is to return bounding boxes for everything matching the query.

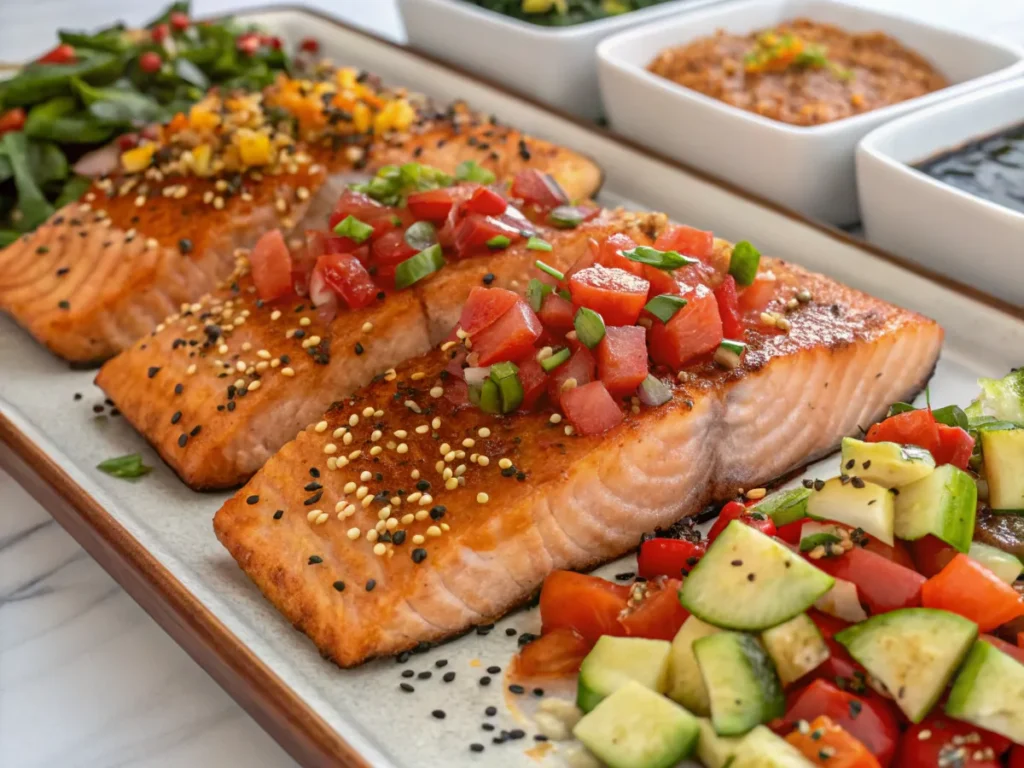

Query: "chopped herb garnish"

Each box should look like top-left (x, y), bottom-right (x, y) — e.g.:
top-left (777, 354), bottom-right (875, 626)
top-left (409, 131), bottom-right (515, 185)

top-left (332, 215), bottom-right (374, 243)
top-left (574, 307), bottom-right (606, 349)
top-left (486, 235), bottom-right (511, 249)
top-left (541, 347), bottom-right (571, 372)
top-left (623, 245), bottom-right (697, 271)
top-left (547, 205), bottom-right (584, 229)
top-left (535, 260), bottom-right (564, 281)
top-left (728, 240), bottom-right (761, 286)
top-left (526, 236), bottom-right (552, 252)
top-left (394, 243), bottom-right (445, 289)
top-left (644, 294), bottom-right (688, 323)
top-left (455, 159), bottom-right (496, 185)
top-left (527, 277), bottom-right (553, 312)
top-left (489, 361), bottom-right (524, 413)
top-left (97, 453), bottom-right (152, 479)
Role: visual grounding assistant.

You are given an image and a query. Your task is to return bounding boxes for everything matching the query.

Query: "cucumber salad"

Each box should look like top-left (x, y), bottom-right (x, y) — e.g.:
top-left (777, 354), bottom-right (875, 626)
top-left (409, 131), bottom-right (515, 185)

top-left (515, 370), bottom-right (1024, 767)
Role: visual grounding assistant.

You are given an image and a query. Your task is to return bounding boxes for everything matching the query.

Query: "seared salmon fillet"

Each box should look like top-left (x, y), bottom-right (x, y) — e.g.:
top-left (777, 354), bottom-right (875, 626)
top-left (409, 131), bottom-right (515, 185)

top-left (96, 211), bottom-right (652, 490)
top-left (0, 78), bottom-right (600, 364)
top-left (213, 255), bottom-right (943, 667)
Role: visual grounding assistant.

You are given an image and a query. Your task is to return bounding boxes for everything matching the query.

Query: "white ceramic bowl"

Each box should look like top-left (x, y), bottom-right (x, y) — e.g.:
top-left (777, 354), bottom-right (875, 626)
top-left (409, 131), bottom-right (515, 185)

top-left (858, 79), bottom-right (1024, 308)
top-left (396, 0), bottom-right (727, 121)
top-left (596, 0), bottom-right (1024, 225)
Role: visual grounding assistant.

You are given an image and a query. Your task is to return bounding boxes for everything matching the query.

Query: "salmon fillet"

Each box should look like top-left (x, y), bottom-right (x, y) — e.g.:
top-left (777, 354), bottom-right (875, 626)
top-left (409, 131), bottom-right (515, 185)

top-left (212, 255), bottom-right (943, 667)
top-left (0, 106), bottom-right (600, 364)
top-left (96, 211), bottom-right (655, 490)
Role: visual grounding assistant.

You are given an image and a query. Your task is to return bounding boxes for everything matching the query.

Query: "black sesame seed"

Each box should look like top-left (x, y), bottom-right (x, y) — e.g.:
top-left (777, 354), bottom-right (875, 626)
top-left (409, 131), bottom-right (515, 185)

top-left (432, 710), bottom-right (446, 719)
top-left (505, 627), bottom-right (517, 636)
top-left (482, 723), bottom-right (495, 732)
top-left (418, 671), bottom-right (432, 680)
top-left (58, 300), bottom-right (70, 310)
top-left (190, 425), bottom-right (202, 437)
top-left (354, 342), bottom-right (364, 356)
top-left (178, 238), bottom-right (193, 255)
top-left (397, 652), bottom-right (411, 664)
top-left (399, 683), bottom-right (414, 693)
top-left (227, 401), bottom-right (236, 412)
top-left (813, 479), bottom-right (825, 491)
top-left (246, 495), bottom-right (260, 505)
top-left (294, 329), bottom-right (305, 339)
top-left (845, 459), bottom-right (855, 470)
top-left (518, 632), bottom-right (538, 647)
top-left (508, 684), bottom-right (525, 695)
top-left (174, 383), bottom-right (184, 395)
top-left (171, 411), bottom-right (182, 424)
top-left (392, 530), bottom-right (407, 546)
top-left (416, 480), bottom-right (430, 492)
top-left (366, 579), bottom-right (376, 591)
top-left (485, 706), bottom-right (497, 716)
top-left (308, 555), bottom-right (323, 565)
top-left (178, 433), bottom-right (188, 447)
top-left (851, 477), bottom-right (866, 489)
top-left (487, 665), bottom-right (501, 674)
top-left (615, 571), bottom-right (635, 581)
top-left (509, 729), bottom-right (525, 740)
top-left (429, 505), bottom-right (446, 520)
top-left (443, 671), bottom-right (455, 682)
top-left (532, 688), bottom-right (544, 697)
top-left (309, 467), bottom-right (320, 478)
top-left (412, 548), bottom-right (427, 563)
top-left (479, 676), bottom-right (491, 686)
top-left (482, 273), bottom-right (495, 285)
top-left (747, 573), bottom-right (756, 582)
top-left (73, 393), bottom-right (82, 401)
top-left (273, 510), bottom-right (284, 520)
top-left (435, 659), bottom-right (448, 668)
top-left (304, 481), bottom-right (323, 491)
top-left (304, 490), bottom-right (324, 505)
top-left (862, 460), bottom-right (872, 470)
top-left (402, 669), bottom-right (415, 678)
top-left (469, 744), bottom-right (484, 753)
top-left (534, 734), bottom-right (549, 742)
top-left (147, 366), bottom-right (161, 379)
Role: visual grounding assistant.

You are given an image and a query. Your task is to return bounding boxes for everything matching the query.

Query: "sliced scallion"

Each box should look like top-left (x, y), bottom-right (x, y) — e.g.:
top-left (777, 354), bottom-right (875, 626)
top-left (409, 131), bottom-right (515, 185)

top-left (557, 288), bottom-right (571, 301)
top-left (527, 278), bottom-right (553, 312)
top-left (478, 378), bottom-right (501, 414)
top-left (96, 453), bottom-right (152, 479)
top-left (526, 236), bottom-right (553, 252)
top-left (489, 361), bottom-right (523, 413)
top-left (455, 159), bottom-right (496, 185)
top-left (714, 338), bottom-right (746, 370)
top-left (535, 260), bottom-right (565, 281)
top-left (548, 205), bottom-right (584, 229)
top-left (574, 307), bottom-right (606, 349)
top-left (623, 246), bottom-right (697, 271)
top-left (394, 244), bottom-right (445, 290)
top-left (404, 220), bottom-right (437, 252)
top-left (644, 294), bottom-right (688, 323)
top-left (729, 241), bottom-right (761, 286)
top-left (638, 375), bottom-right (672, 407)
top-left (486, 235), bottom-right (511, 249)
top-left (541, 347), bottom-right (571, 372)
top-left (333, 215), bottom-right (374, 243)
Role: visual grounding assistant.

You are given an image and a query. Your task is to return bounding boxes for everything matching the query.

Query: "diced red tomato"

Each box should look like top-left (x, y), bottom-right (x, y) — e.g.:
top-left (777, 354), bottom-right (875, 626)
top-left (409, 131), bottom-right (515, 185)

top-left (151, 23), bottom-right (170, 43)
top-left (737, 272), bottom-right (778, 316)
top-left (776, 519), bottom-right (807, 545)
top-left (471, 300), bottom-right (542, 366)
top-left (38, 43), bottom-right (77, 64)
top-left (809, 609), bottom-right (850, 640)
top-left (806, 611), bottom-right (873, 692)
top-left (369, 230), bottom-right (417, 284)
top-left (596, 325), bottom-right (648, 397)
top-left (464, 186), bottom-right (507, 216)
top-left (516, 357), bottom-right (548, 411)
top-left (513, 628), bottom-right (593, 678)
top-left (236, 33), bottom-right (260, 55)
top-left (509, 168), bottom-right (567, 210)
top-left (865, 409), bottom-right (941, 458)
top-left (908, 534), bottom-right (957, 578)
top-left (548, 345), bottom-right (595, 403)
top-left (642, 265), bottom-right (682, 299)
top-left (714, 275), bottom-right (744, 340)
top-left (458, 287), bottom-right (520, 337)
top-left (620, 579), bottom-right (689, 641)
top-left (406, 188), bottom-right (454, 221)
top-left (314, 252), bottom-right (377, 310)
top-left (328, 189), bottom-right (384, 231)
top-left (1011, 747), bottom-right (1024, 768)
top-left (561, 381), bottom-right (625, 436)
top-left (139, 51), bottom-right (162, 73)
top-left (0, 108), bottom-right (26, 135)
top-left (860, 535), bottom-right (916, 570)
top-left (249, 229), bottom-right (294, 302)
top-left (897, 715), bottom-right (1011, 768)
top-left (539, 570), bottom-right (629, 642)
top-left (452, 214), bottom-right (520, 258)
top-left (368, 216), bottom-right (399, 241)
top-left (708, 501), bottom-right (777, 544)
top-left (922, 553), bottom-right (1024, 632)
top-left (299, 36), bottom-right (319, 53)
top-left (653, 224), bottom-right (714, 261)
top-left (779, 680), bottom-right (900, 767)
top-left (569, 265), bottom-right (649, 327)
top-left (595, 233), bottom-right (645, 277)
top-left (810, 545), bottom-right (925, 616)
top-left (785, 716), bottom-right (882, 768)
top-left (648, 283), bottom-right (723, 370)
top-left (538, 292), bottom-right (575, 335)
top-left (981, 633), bottom-right (1024, 666)
top-left (170, 11), bottom-right (190, 31)
top-left (637, 538), bottom-right (706, 580)
top-left (933, 424), bottom-right (975, 470)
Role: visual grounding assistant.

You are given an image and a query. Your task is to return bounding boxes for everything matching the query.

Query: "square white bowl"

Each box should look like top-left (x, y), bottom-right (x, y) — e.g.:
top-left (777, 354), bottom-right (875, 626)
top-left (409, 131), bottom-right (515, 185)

top-left (596, 0), bottom-right (1024, 225)
top-left (858, 78), bottom-right (1024, 308)
top-left (396, 0), bottom-right (727, 121)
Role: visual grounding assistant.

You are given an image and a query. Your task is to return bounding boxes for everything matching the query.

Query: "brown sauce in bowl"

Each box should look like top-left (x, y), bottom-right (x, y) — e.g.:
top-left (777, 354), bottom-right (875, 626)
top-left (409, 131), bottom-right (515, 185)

top-left (647, 18), bottom-right (949, 127)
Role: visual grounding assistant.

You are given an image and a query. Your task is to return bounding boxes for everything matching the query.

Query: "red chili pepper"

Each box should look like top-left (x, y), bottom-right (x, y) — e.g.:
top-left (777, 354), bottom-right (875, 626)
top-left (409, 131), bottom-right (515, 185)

top-left (637, 538), bottom-right (707, 580)
top-left (139, 51), bottom-right (163, 74)
top-left (714, 274), bottom-right (745, 340)
top-left (260, 34), bottom-right (283, 50)
top-left (299, 37), bottom-right (320, 54)
top-left (151, 23), bottom-right (170, 43)
top-left (117, 133), bottom-right (140, 151)
top-left (236, 33), bottom-right (260, 55)
top-left (708, 500), bottom-right (777, 544)
top-left (37, 44), bottom-right (76, 64)
top-left (169, 12), bottom-right (190, 31)
top-left (0, 108), bottom-right (27, 135)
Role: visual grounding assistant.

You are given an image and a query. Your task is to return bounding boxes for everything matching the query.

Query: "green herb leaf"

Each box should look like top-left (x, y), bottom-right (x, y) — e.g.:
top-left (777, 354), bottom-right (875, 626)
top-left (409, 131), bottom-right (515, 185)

top-left (333, 215), bottom-right (374, 243)
top-left (526, 236), bottom-right (552, 252)
top-left (174, 58), bottom-right (210, 90)
top-left (527, 277), bottom-right (553, 312)
top-left (27, 140), bottom-right (68, 185)
top-left (97, 453), bottom-right (153, 479)
top-left (486, 235), bottom-right (511, 249)
top-left (394, 243), bottom-right (446, 290)
top-left (535, 260), bottom-right (564, 281)
top-left (0, 132), bottom-right (55, 231)
top-left (23, 96), bottom-right (115, 143)
top-left (728, 240), bottom-right (761, 286)
top-left (455, 159), bottom-right (496, 185)
top-left (54, 175), bottom-right (92, 208)
top-left (489, 361), bottom-right (523, 413)
top-left (540, 347), bottom-right (571, 372)
top-left (548, 205), bottom-right (584, 229)
top-left (73, 77), bottom-right (168, 126)
top-left (644, 294), bottom-right (688, 323)
top-left (623, 245), bottom-right (697, 271)
top-left (574, 307), bottom-right (605, 349)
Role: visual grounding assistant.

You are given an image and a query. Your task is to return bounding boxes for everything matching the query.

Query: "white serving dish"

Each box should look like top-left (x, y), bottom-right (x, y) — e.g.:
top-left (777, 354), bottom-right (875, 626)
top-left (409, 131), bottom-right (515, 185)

top-left (396, 0), bottom-right (726, 121)
top-left (3, 8), bottom-right (1023, 768)
top-left (858, 78), bottom-right (1024, 308)
top-left (596, 0), bottom-right (1024, 225)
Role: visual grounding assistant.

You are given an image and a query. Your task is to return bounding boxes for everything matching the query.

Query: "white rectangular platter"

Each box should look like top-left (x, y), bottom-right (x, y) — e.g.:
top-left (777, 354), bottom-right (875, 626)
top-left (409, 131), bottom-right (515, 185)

top-left (1, 7), bottom-right (1022, 768)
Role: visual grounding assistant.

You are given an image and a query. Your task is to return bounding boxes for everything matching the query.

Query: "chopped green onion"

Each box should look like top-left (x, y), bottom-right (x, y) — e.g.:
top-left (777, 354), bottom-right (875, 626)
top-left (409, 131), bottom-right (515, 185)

top-left (526, 236), bottom-right (553, 252)
top-left (541, 347), bottom-right (571, 372)
top-left (97, 453), bottom-right (152, 479)
top-left (729, 241), bottom-right (761, 286)
top-left (487, 235), bottom-right (511, 249)
top-left (333, 215), bottom-right (374, 243)
top-left (800, 532), bottom-right (843, 553)
top-left (394, 244), bottom-right (445, 290)
top-left (644, 294), bottom-right (688, 324)
top-left (574, 307), bottom-right (606, 349)
top-left (468, 382), bottom-right (483, 407)
top-left (714, 338), bottom-right (746, 370)
top-left (478, 378), bottom-right (501, 414)
top-left (535, 260), bottom-right (565, 281)
top-left (489, 361), bottom-right (524, 413)
top-left (622, 246), bottom-right (698, 271)
top-left (390, 214), bottom-right (403, 226)
top-left (638, 375), bottom-right (672, 407)
top-left (527, 278), bottom-right (553, 312)
top-left (548, 206), bottom-right (584, 229)
top-left (404, 221), bottom-right (437, 252)
top-left (455, 159), bottom-right (496, 185)
top-left (557, 288), bottom-right (572, 301)
top-left (352, 162), bottom-right (452, 205)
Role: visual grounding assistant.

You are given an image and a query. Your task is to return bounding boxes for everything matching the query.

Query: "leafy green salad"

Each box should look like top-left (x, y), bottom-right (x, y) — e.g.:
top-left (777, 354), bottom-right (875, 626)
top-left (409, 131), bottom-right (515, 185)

top-left (461, 0), bottom-right (677, 27)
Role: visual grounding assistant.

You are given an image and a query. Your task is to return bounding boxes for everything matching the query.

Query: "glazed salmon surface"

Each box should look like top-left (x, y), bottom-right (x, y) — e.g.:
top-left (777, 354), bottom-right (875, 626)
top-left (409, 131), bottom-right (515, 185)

top-left (0, 104), bottom-right (600, 364)
top-left (96, 211), bottom-right (651, 490)
top-left (213, 254), bottom-right (943, 667)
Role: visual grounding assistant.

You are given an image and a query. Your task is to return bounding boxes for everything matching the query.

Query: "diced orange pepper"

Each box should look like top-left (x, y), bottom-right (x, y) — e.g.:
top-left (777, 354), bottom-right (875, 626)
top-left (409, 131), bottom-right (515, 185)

top-left (785, 716), bottom-right (881, 768)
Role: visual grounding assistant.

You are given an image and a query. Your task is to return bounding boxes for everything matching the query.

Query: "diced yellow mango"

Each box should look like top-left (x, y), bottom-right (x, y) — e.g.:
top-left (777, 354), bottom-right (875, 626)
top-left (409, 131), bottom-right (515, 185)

top-left (373, 99), bottom-right (415, 135)
top-left (189, 105), bottom-right (220, 131)
top-left (237, 129), bottom-right (273, 167)
top-left (353, 102), bottom-right (372, 134)
top-left (191, 144), bottom-right (212, 176)
top-left (121, 144), bottom-right (156, 173)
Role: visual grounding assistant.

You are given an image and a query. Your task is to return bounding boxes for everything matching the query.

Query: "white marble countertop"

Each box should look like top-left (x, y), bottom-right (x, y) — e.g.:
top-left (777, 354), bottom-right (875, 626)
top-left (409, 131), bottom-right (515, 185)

top-left (1, 1), bottom-right (1022, 767)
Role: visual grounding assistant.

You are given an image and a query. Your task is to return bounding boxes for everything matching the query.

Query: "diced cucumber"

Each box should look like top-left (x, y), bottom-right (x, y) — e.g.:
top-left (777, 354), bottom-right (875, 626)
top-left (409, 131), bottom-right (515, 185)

top-left (576, 635), bottom-right (671, 713)
top-left (806, 476), bottom-right (895, 545)
top-left (798, 521), bottom-right (844, 554)
top-left (946, 639), bottom-right (1024, 744)
top-left (835, 608), bottom-right (978, 722)
top-left (966, 369), bottom-right (1024, 424)
top-left (730, 726), bottom-right (816, 768)
top-left (667, 616), bottom-right (720, 716)
top-left (679, 521), bottom-right (834, 631)
top-left (840, 437), bottom-right (935, 487)
top-left (813, 577), bottom-right (868, 623)
top-left (753, 488), bottom-right (811, 527)
top-left (981, 428), bottom-right (1024, 512)
top-left (968, 541), bottom-right (1023, 585)
top-left (694, 631), bottom-right (784, 737)
top-left (696, 718), bottom-right (742, 768)
top-left (894, 463), bottom-right (977, 553)
top-left (572, 680), bottom-right (700, 768)
top-left (760, 614), bottom-right (829, 687)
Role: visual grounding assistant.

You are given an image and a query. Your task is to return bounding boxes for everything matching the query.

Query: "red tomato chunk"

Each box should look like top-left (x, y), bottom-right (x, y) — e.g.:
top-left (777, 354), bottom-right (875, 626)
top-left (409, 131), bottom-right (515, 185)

top-left (561, 381), bottom-right (624, 436)
top-left (648, 283), bottom-right (723, 370)
top-left (569, 265), bottom-right (649, 327)
top-left (458, 286), bottom-right (520, 336)
top-left (250, 229), bottom-right (293, 301)
top-left (653, 224), bottom-right (714, 261)
top-left (471, 300), bottom-right (542, 366)
top-left (596, 325), bottom-right (649, 397)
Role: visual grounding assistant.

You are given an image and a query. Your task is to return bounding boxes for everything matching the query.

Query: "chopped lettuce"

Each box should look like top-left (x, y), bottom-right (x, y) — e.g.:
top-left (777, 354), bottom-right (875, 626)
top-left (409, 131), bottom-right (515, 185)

top-left (966, 369), bottom-right (1024, 425)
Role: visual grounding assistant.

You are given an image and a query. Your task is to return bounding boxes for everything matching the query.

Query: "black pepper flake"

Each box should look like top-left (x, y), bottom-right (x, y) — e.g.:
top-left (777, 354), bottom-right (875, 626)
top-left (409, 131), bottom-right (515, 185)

top-left (303, 489), bottom-right (324, 506)
top-left (432, 710), bottom-right (446, 720)
top-left (227, 401), bottom-right (236, 412)
top-left (178, 238), bottom-right (193, 255)
top-left (501, 466), bottom-right (517, 478)
top-left (412, 547), bottom-right (427, 563)
top-left (56, 266), bottom-right (69, 276)
top-left (190, 425), bottom-right (202, 437)
top-left (308, 555), bottom-right (323, 565)
top-left (534, 734), bottom-right (549, 742)
top-left (294, 329), bottom-right (305, 339)
top-left (58, 300), bottom-right (70, 310)
top-left (36, 245), bottom-right (50, 254)
top-left (178, 433), bottom-right (188, 447)
top-left (354, 342), bottom-right (364, 356)
top-left (365, 579), bottom-right (376, 591)
top-left (174, 383), bottom-right (184, 395)
top-left (399, 683), bottom-right (414, 693)
top-left (93, 404), bottom-right (105, 414)
top-left (508, 684), bottom-right (525, 695)
top-left (803, 478), bottom-right (814, 489)
top-left (482, 273), bottom-right (495, 285)
top-left (246, 494), bottom-right (260, 505)
top-left (274, 510), bottom-right (284, 520)
top-left (73, 392), bottom-right (82, 400)
top-left (849, 699), bottom-right (862, 718)
top-left (171, 411), bottom-right (182, 424)
top-left (147, 366), bottom-right (161, 379)
top-left (747, 573), bottom-right (756, 582)
top-left (813, 479), bottom-right (825, 491)
top-left (392, 530), bottom-right (407, 546)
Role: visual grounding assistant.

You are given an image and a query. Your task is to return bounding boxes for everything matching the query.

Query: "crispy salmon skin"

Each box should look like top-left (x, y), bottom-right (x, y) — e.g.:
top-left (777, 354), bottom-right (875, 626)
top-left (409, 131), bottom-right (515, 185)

top-left (0, 78), bottom-right (600, 364)
top-left (213, 255), bottom-right (942, 667)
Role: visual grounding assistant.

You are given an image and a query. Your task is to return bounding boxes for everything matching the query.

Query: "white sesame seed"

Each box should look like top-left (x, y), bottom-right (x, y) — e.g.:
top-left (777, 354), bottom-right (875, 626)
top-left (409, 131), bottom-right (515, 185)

top-left (427, 526), bottom-right (442, 538)
top-left (455, 464), bottom-right (467, 477)
top-left (356, 486), bottom-right (368, 499)
top-left (378, 506), bottom-right (391, 521)
top-left (435, 460), bottom-right (445, 473)
top-left (315, 420), bottom-right (328, 433)
top-left (186, 364), bottom-right (197, 376)
top-left (441, 523), bottom-right (450, 532)
top-left (565, 425), bottom-right (575, 436)
top-left (323, 443), bottom-right (337, 455)
top-left (361, 322), bottom-right (373, 333)
top-left (477, 493), bottom-right (489, 504)
top-left (366, 529), bottom-right (378, 543)
top-left (342, 432), bottom-right (353, 445)
top-left (746, 488), bottom-right (767, 500)
top-left (445, 477), bottom-right (459, 491)
top-left (344, 481), bottom-right (357, 494)
top-left (432, 417), bottom-right (441, 430)
top-left (462, 438), bottom-right (475, 448)
top-left (429, 386), bottom-right (444, 398)
top-left (349, 450), bottom-right (362, 460)
top-left (478, 427), bottom-right (491, 438)
top-left (411, 372), bottom-right (426, 381)
top-left (499, 458), bottom-right (512, 469)
top-left (327, 457), bottom-right (338, 470)
top-left (443, 467), bottom-right (454, 480)
top-left (347, 527), bottom-right (361, 540)
top-left (415, 424), bottom-right (430, 434)
top-left (549, 413), bottom-right (562, 424)
top-left (407, 492), bottom-right (422, 503)
top-left (271, 310), bottom-right (282, 321)
top-left (316, 512), bottom-right (329, 525)
top-left (349, 414), bottom-right (359, 427)
top-left (362, 406), bottom-right (374, 418)
top-left (419, 494), bottom-right (433, 506)
top-left (218, 343), bottom-right (229, 355)
top-left (360, 470), bottom-right (372, 482)
top-left (370, 446), bottom-right (383, 456)
top-left (401, 513), bottom-right (414, 525)
top-left (333, 427), bottom-right (346, 438)
top-left (411, 469), bottom-right (420, 480)
top-left (397, 443), bottom-right (409, 454)
top-left (478, 456), bottom-right (490, 467)
top-left (281, 367), bottom-right (295, 377)
top-left (306, 509), bottom-right (320, 523)
top-left (412, 535), bottom-right (425, 545)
